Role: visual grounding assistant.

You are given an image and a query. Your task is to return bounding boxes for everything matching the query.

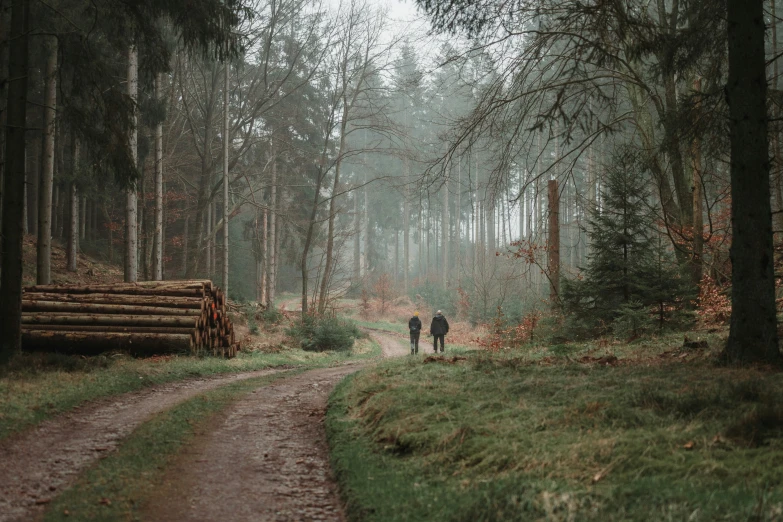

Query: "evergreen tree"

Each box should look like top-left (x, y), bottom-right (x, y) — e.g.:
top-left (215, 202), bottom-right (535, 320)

top-left (562, 151), bottom-right (691, 337)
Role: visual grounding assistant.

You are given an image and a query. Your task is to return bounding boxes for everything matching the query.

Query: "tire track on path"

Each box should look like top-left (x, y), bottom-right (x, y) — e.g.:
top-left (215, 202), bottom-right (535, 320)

top-left (143, 330), bottom-right (408, 521)
top-left (0, 368), bottom-right (287, 522)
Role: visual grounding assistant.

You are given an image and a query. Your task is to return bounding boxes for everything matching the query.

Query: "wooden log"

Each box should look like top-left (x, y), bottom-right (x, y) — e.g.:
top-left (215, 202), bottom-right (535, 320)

top-left (22, 301), bottom-right (203, 316)
top-left (18, 280), bottom-right (234, 358)
top-left (22, 293), bottom-right (205, 310)
top-left (22, 324), bottom-right (196, 334)
top-left (24, 284), bottom-right (204, 297)
top-left (22, 331), bottom-right (192, 355)
top-left (25, 280), bottom-right (211, 291)
top-left (21, 313), bottom-right (199, 327)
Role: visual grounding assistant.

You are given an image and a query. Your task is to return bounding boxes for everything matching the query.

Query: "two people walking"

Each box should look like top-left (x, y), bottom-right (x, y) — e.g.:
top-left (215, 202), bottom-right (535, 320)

top-left (408, 310), bottom-right (450, 355)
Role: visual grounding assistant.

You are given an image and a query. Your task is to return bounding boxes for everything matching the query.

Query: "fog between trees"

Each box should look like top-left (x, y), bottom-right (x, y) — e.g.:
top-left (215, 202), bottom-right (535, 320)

top-left (0, 0), bottom-right (779, 363)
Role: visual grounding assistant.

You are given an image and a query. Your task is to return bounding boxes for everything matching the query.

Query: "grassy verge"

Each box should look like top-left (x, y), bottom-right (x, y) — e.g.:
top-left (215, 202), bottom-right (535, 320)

top-left (0, 337), bottom-right (380, 441)
top-left (327, 349), bottom-right (783, 521)
top-left (42, 370), bottom-right (296, 521)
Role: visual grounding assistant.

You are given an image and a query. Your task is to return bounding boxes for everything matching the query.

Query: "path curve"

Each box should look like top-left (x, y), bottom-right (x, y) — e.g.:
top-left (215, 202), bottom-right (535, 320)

top-left (143, 365), bottom-right (361, 521)
top-left (0, 329), bottom-right (409, 522)
top-left (144, 330), bottom-right (408, 521)
top-left (0, 368), bottom-right (286, 522)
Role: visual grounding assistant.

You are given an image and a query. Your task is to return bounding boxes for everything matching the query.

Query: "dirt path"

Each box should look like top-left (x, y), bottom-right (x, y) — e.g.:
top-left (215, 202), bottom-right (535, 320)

top-left (0, 369), bottom-right (286, 522)
top-left (372, 329), bottom-right (411, 358)
top-left (144, 330), bottom-right (408, 521)
top-left (0, 330), bottom-right (409, 522)
top-left (143, 365), bottom-right (361, 521)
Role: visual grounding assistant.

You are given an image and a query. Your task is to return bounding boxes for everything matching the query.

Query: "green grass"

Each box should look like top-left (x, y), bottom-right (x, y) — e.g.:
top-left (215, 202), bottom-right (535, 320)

top-left (354, 319), bottom-right (410, 336)
top-left (0, 338), bottom-right (380, 441)
top-left (42, 370), bottom-right (296, 521)
top-left (327, 349), bottom-right (783, 521)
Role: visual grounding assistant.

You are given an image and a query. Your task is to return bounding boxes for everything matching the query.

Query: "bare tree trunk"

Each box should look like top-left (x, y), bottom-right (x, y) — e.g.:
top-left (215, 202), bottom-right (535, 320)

top-left (182, 215), bottom-right (189, 278)
top-left (403, 174), bottom-right (410, 293)
top-left (0, 0), bottom-right (30, 359)
top-left (363, 172), bottom-right (369, 275)
top-left (125, 44), bottom-right (139, 283)
top-left (435, 205), bottom-right (440, 271)
top-left (206, 201), bottom-right (213, 278)
top-left (500, 187), bottom-right (507, 247)
top-left (269, 146), bottom-right (277, 309)
top-left (318, 143), bottom-right (343, 313)
top-left (222, 64), bottom-right (229, 295)
top-left (88, 200), bottom-right (94, 241)
top-left (53, 185), bottom-right (60, 240)
top-left (442, 177), bottom-right (449, 288)
top-left (691, 77), bottom-right (704, 286)
top-left (426, 203), bottom-right (431, 280)
top-left (486, 193), bottom-right (495, 256)
top-left (418, 196), bottom-right (423, 278)
top-left (22, 158), bottom-right (27, 235)
top-left (261, 205), bottom-right (268, 303)
top-left (456, 159), bottom-right (461, 278)
top-left (394, 229), bottom-right (399, 283)
top-left (473, 162), bottom-right (478, 274)
top-left (548, 180), bottom-right (560, 309)
top-left (142, 164), bottom-right (154, 281)
top-left (152, 74), bottom-right (164, 281)
top-left (37, 38), bottom-right (56, 285)
top-left (587, 133), bottom-right (596, 256)
top-left (66, 140), bottom-right (79, 272)
top-left (29, 146), bottom-right (38, 237)
top-left (724, 0), bottom-right (780, 363)
top-left (353, 189), bottom-right (360, 283)
top-left (519, 167), bottom-right (524, 240)
top-left (79, 195), bottom-right (86, 241)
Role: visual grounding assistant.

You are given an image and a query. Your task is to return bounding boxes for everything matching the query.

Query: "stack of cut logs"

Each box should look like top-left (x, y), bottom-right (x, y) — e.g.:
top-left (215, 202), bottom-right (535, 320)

top-left (21, 280), bottom-right (238, 357)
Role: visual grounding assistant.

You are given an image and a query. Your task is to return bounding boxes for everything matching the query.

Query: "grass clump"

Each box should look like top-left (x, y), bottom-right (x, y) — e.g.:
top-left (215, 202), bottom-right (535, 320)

top-left (43, 371), bottom-right (294, 521)
top-left (286, 315), bottom-right (364, 352)
top-left (328, 352), bottom-right (783, 521)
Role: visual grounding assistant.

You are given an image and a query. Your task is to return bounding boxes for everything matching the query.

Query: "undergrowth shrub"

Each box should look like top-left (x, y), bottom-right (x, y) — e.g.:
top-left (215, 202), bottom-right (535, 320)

top-left (285, 315), bottom-right (363, 352)
top-left (261, 307), bottom-right (283, 324)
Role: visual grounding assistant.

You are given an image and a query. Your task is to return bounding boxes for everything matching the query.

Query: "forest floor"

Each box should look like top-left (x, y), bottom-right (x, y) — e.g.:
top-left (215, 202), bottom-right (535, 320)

top-left (327, 331), bottom-right (783, 522)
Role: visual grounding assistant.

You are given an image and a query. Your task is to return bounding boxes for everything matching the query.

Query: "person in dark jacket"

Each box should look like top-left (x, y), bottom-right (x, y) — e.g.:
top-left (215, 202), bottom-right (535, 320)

top-left (429, 310), bottom-right (449, 353)
top-left (408, 311), bottom-right (422, 355)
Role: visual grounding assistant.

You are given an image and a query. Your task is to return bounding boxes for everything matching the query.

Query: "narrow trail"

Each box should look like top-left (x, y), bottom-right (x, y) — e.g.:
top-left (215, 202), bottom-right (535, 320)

top-left (0, 369), bottom-right (287, 522)
top-left (0, 326), bottom-right (409, 521)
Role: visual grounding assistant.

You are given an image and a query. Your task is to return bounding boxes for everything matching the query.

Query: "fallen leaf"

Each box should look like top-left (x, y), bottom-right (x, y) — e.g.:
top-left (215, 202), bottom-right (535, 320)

top-left (592, 472), bottom-right (604, 483)
top-left (683, 441), bottom-right (695, 450)
top-left (99, 498), bottom-right (111, 506)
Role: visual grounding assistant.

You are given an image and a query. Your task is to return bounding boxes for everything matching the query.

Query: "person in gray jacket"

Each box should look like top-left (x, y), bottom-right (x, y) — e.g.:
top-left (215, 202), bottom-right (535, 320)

top-left (429, 310), bottom-right (449, 353)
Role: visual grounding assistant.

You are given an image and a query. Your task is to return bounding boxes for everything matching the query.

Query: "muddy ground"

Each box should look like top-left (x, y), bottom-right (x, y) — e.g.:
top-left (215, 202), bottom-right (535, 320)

top-left (0, 331), bottom-right (407, 522)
